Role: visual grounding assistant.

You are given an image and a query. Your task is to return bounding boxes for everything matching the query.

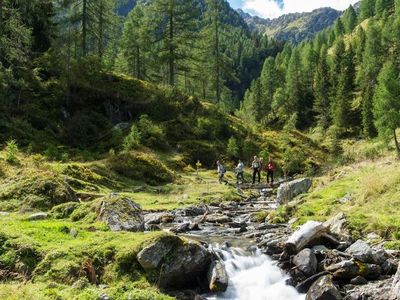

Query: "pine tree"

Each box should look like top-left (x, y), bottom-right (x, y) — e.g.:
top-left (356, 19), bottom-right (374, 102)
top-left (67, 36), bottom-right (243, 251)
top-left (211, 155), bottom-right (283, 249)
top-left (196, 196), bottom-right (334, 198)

top-left (284, 48), bottom-right (303, 126)
top-left (313, 45), bottom-right (331, 129)
top-left (373, 62), bottom-right (400, 155)
top-left (375, 0), bottom-right (394, 17)
top-left (358, 21), bottom-right (382, 137)
top-left (332, 46), bottom-right (355, 133)
top-left (148, 0), bottom-right (200, 87)
top-left (335, 18), bottom-right (345, 37)
top-left (343, 5), bottom-right (357, 33)
top-left (259, 57), bottom-right (277, 118)
top-left (396, 0), bottom-right (400, 15)
top-left (360, 0), bottom-right (376, 20)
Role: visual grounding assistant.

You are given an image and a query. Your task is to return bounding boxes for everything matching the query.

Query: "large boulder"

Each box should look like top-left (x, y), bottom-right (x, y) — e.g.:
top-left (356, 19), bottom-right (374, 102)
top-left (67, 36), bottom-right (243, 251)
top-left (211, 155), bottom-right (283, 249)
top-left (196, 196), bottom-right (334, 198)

top-left (277, 178), bottom-right (312, 204)
top-left (293, 248), bottom-right (318, 277)
top-left (137, 235), bottom-right (212, 289)
top-left (391, 264), bottom-right (400, 300)
top-left (207, 259), bottom-right (229, 293)
top-left (306, 275), bottom-right (342, 300)
top-left (345, 240), bottom-right (388, 265)
top-left (98, 195), bottom-right (144, 232)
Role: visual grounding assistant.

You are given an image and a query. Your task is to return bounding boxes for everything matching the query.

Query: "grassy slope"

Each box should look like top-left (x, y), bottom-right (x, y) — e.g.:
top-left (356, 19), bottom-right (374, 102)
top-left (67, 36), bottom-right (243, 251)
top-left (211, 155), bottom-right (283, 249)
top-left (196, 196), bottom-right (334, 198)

top-left (279, 139), bottom-right (400, 249)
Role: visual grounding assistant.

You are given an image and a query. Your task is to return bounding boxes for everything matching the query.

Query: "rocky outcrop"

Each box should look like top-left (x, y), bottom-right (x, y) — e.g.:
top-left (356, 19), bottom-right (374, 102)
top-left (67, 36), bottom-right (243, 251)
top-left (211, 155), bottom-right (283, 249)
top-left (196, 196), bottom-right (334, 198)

top-left (207, 260), bottom-right (229, 293)
top-left (306, 275), bottom-right (342, 300)
top-left (277, 178), bottom-right (312, 204)
top-left (98, 195), bottom-right (144, 232)
top-left (137, 235), bottom-right (211, 289)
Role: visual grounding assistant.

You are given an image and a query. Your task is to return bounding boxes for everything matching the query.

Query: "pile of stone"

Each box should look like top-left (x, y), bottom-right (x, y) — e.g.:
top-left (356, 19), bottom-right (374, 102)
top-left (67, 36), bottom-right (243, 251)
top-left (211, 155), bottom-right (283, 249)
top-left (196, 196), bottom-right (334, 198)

top-left (256, 213), bottom-right (400, 300)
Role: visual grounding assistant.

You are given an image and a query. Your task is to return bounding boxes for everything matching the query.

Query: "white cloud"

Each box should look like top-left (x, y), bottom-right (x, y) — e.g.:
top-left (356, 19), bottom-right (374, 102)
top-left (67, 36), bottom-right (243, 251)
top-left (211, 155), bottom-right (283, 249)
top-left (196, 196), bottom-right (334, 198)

top-left (242, 0), bottom-right (359, 19)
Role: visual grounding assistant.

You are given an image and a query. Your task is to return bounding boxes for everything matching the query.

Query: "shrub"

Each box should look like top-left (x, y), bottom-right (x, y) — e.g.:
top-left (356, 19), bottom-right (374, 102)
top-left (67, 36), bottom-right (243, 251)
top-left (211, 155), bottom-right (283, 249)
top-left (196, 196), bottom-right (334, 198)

top-left (5, 139), bottom-right (19, 164)
top-left (123, 124), bottom-right (141, 151)
top-left (178, 140), bottom-right (220, 167)
top-left (282, 147), bottom-right (306, 175)
top-left (107, 151), bottom-right (175, 185)
top-left (137, 115), bottom-right (168, 150)
top-left (226, 136), bottom-right (239, 159)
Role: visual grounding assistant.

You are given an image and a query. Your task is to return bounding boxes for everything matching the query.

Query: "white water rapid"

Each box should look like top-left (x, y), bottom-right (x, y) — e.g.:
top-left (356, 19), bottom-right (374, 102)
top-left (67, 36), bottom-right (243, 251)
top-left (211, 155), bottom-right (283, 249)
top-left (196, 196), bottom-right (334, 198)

top-left (206, 246), bottom-right (305, 300)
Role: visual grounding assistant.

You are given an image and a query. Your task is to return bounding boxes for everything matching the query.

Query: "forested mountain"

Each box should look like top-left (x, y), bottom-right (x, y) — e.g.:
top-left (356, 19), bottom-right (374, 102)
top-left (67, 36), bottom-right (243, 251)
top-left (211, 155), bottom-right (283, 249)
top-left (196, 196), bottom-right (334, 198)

top-left (238, 7), bottom-right (343, 44)
top-left (240, 0), bottom-right (400, 154)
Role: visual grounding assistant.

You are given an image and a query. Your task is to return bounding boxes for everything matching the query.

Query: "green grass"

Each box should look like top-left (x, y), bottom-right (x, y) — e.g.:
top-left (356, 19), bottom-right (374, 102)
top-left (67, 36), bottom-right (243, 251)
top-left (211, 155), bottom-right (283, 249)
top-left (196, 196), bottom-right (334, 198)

top-left (291, 156), bottom-right (400, 246)
top-left (0, 214), bottom-right (172, 299)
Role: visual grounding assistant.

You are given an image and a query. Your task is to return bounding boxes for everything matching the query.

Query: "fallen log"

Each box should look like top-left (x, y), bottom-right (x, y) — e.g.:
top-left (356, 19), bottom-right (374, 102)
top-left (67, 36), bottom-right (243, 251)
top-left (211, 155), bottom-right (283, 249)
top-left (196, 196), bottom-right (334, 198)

top-left (285, 221), bottom-right (328, 254)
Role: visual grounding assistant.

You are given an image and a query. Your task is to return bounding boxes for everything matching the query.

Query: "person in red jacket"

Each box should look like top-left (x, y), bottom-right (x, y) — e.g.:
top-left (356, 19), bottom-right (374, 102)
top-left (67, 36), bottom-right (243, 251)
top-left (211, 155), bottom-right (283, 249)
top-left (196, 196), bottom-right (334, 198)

top-left (267, 157), bottom-right (275, 185)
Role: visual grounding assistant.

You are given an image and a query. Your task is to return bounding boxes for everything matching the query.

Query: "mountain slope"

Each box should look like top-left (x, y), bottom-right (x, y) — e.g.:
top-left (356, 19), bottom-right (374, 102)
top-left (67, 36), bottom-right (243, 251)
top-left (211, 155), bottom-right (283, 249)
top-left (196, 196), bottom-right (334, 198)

top-left (239, 7), bottom-right (343, 44)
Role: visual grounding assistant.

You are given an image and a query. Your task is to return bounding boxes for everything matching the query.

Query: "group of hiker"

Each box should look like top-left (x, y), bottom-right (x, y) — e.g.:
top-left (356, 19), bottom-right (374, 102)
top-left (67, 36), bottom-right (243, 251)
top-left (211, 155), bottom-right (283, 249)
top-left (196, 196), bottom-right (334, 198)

top-left (216, 156), bottom-right (275, 185)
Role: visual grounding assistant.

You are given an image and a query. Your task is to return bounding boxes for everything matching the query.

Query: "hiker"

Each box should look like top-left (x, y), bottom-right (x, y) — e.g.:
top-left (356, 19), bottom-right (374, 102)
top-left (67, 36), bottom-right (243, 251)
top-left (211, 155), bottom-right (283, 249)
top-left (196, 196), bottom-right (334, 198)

top-left (251, 156), bottom-right (261, 184)
top-left (235, 159), bottom-right (244, 184)
top-left (267, 157), bottom-right (275, 185)
top-left (217, 160), bottom-right (228, 185)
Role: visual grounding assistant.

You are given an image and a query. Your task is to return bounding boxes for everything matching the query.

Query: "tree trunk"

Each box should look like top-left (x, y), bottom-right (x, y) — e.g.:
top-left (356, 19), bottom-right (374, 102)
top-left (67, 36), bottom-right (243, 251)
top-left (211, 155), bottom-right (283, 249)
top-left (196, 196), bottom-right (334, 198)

top-left (168, 12), bottom-right (174, 86)
top-left (82, 0), bottom-right (88, 56)
top-left (395, 128), bottom-right (400, 157)
top-left (285, 221), bottom-right (327, 254)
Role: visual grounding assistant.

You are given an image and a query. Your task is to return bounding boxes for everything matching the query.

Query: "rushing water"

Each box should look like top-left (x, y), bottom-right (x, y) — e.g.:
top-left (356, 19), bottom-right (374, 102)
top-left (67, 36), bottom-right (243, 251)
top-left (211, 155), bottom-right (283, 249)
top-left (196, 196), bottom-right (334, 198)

top-left (206, 246), bottom-right (305, 300)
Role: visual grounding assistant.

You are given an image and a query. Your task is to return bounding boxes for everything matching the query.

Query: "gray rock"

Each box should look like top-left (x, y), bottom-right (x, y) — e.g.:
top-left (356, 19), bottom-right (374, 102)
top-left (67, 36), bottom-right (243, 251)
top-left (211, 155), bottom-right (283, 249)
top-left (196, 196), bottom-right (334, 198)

top-left (345, 277), bottom-right (392, 300)
top-left (206, 214), bottom-right (232, 224)
top-left (323, 212), bottom-right (350, 239)
top-left (70, 228), bottom-right (78, 238)
top-left (158, 240), bottom-right (211, 288)
top-left (207, 260), bottom-right (229, 293)
top-left (293, 248), bottom-right (318, 276)
top-left (170, 222), bottom-right (200, 234)
top-left (27, 212), bottom-right (48, 221)
top-left (350, 276), bottom-right (368, 285)
top-left (346, 240), bottom-right (373, 263)
top-left (306, 275), bottom-right (342, 300)
top-left (277, 178), bottom-right (312, 204)
top-left (137, 236), bottom-right (177, 270)
top-left (391, 264), bottom-right (400, 300)
top-left (326, 259), bottom-right (381, 281)
top-left (144, 212), bottom-right (175, 225)
top-left (98, 195), bottom-right (144, 232)
top-left (183, 206), bottom-right (206, 216)
top-left (296, 271), bottom-right (330, 293)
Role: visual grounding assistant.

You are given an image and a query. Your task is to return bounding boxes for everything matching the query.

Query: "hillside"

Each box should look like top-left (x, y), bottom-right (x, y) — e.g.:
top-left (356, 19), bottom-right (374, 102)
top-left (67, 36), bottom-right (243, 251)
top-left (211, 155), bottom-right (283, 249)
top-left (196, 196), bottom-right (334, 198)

top-left (238, 7), bottom-right (343, 44)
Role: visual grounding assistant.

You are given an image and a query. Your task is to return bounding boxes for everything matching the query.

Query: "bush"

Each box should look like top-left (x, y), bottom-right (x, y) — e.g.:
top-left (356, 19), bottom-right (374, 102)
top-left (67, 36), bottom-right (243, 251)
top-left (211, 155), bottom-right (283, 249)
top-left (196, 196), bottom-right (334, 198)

top-left (178, 140), bottom-right (220, 167)
top-left (137, 115), bottom-right (168, 150)
top-left (123, 124), bottom-right (141, 151)
top-left (226, 136), bottom-right (239, 159)
top-left (5, 139), bottom-right (19, 164)
top-left (107, 151), bottom-right (175, 185)
top-left (282, 147), bottom-right (306, 175)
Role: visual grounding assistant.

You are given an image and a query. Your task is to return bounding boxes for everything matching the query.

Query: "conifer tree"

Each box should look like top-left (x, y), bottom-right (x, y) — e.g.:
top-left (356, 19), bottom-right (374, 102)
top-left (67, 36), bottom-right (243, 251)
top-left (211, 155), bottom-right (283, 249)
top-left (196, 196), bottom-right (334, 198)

top-left (343, 5), bottom-right (357, 33)
top-left (360, 0), bottom-right (376, 20)
top-left (313, 45), bottom-right (331, 129)
top-left (284, 48), bottom-right (302, 126)
top-left (259, 57), bottom-right (277, 117)
top-left (358, 22), bottom-right (382, 137)
top-left (373, 62), bottom-right (400, 155)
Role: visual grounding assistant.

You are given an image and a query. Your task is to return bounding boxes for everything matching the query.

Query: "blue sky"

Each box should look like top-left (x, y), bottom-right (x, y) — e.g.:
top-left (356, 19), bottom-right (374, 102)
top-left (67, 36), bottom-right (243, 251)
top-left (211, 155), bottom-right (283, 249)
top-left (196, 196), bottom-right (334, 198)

top-left (228, 0), bottom-right (359, 19)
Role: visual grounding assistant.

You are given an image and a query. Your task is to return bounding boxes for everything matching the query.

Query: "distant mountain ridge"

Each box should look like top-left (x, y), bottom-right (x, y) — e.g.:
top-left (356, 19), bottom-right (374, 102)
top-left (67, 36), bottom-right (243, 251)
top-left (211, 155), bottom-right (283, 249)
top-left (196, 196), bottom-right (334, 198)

top-left (238, 7), bottom-right (344, 44)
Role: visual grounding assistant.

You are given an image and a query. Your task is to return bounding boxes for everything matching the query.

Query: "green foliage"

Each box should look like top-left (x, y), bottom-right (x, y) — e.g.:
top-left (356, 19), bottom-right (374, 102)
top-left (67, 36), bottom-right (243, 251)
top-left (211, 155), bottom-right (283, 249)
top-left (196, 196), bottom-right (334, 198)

top-left (108, 151), bottom-right (175, 185)
top-left (226, 136), bottom-right (239, 159)
top-left (123, 124), bottom-right (141, 151)
top-left (5, 139), bottom-right (20, 164)
top-left (282, 147), bottom-right (306, 175)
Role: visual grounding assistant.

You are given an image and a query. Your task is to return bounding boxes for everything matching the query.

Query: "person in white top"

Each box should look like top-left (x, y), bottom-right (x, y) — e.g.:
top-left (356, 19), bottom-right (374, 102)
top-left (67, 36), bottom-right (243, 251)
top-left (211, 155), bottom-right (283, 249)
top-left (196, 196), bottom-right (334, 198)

top-left (217, 160), bottom-right (228, 185)
top-left (251, 156), bottom-right (261, 184)
top-left (235, 159), bottom-right (244, 184)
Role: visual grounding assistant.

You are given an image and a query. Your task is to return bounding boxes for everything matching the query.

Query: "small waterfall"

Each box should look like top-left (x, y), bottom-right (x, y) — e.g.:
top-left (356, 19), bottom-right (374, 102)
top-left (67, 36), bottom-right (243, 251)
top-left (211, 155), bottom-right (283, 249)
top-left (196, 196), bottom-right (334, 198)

top-left (206, 246), bottom-right (305, 300)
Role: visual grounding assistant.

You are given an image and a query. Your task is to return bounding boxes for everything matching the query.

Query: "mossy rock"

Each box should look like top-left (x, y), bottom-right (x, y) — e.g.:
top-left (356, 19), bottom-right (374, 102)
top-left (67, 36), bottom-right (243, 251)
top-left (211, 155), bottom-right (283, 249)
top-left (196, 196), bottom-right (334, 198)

top-left (50, 202), bottom-right (80, 219)
top-left (107, 151), bottom-right (175, 185)
top-left (0, 172), bottom-right (78, 211)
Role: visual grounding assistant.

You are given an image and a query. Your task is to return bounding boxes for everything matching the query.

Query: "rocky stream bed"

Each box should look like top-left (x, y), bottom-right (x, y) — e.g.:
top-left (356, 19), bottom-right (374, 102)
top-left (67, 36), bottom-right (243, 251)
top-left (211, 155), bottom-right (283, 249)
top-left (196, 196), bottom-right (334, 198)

top-left (93, 178), bottom-right (400, 300)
